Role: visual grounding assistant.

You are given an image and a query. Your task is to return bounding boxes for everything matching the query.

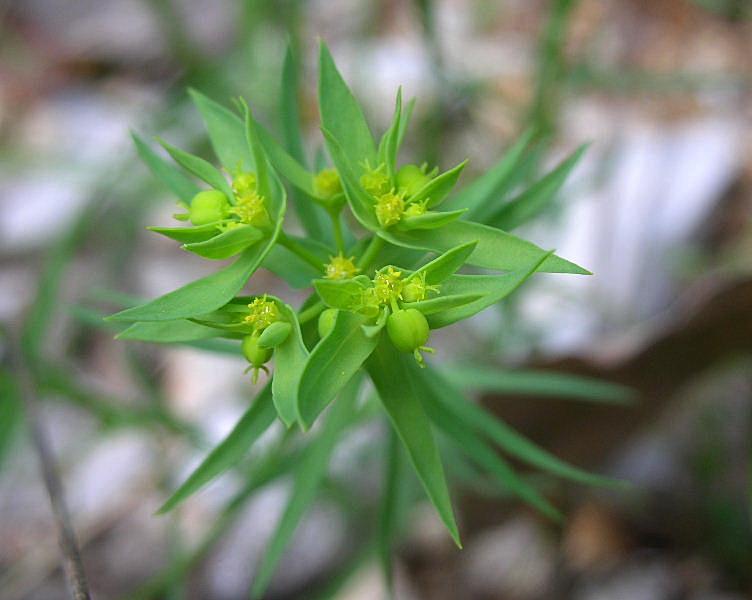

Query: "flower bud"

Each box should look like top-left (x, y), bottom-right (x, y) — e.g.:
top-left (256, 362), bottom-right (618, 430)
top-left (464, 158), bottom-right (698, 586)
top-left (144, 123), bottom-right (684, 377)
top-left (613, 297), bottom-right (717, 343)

top-left (318, 308), bottom-right (339, 338)
top-left (396, 164), bottom-right (430, 197)
top-left (189, 190), bottom-right (230, 225)
top-left (314, 168), bottom-right (342, 199)
top-left (386, 308), bottom-right (430, 353)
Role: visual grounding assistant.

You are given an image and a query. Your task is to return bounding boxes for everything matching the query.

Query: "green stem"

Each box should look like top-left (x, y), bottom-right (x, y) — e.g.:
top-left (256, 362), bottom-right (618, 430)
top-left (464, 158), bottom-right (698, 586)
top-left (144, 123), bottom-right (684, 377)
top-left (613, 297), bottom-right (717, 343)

top-left (328, 209), bottom-right (346, 254)
top-left (357, 235), bottom-right (384, 271)
top-left (278, 232), bottom-right (325, 272)
top-left (298, 301), bottom-right (325, 325)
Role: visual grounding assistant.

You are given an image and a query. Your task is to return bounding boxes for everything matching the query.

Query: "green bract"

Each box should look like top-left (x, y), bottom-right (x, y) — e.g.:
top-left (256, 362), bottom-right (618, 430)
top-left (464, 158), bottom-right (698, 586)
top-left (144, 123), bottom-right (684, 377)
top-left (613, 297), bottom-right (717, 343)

top-left (106, 41), bottom-right (622, 599)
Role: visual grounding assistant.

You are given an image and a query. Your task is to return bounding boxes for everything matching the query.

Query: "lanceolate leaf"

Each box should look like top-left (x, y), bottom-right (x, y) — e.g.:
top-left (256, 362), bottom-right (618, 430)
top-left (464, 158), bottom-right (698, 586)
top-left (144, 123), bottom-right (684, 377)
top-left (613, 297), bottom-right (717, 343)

top-left (421, 385), bottom-right (562, 521)
top-left (314, 276), bottom-right (371, 311)
top-left (410, 160), bottom-right (467, 209)
top-left (116, 319), bottom-right (225, 343)
top-left (251, 378), bottom-right (360, 599)
top-left (442, 365), bottom-right (636, 405)
top-left (488, 144), bottom-right (587, 230)
top-left (404, 293), bottom-right (481, 315)
top-left (108, 245), bottom-right (270, 322)
top-left (378, 88), bottom-right (403, 179)
top-left (380, 220), bottom-right (588, 274)
top-left (189, 89), bottom-right (255, 173)
top-left (157, 384), bottom-right (277, 514)
top-left (379, 427), bottom-right (405, 593)
top-left (367, 343), bottom-right (461, 547)
top-left (159, 139), bottom-right (235, 202)
top-left (297, 311), bottom-right (379, 428)
top-left (445, 128), bottom-right (535, 217)
top-left (182, 225), bottom-right (264, 260)
top-left (398, 209), bottom-right (467, 231)
top-left (322, 128), bottom-right (379, 230)
top-left (428, 371), bottom-right (627, 490)
top-left (427, 251), bottom-right (550, 328)
top-left (147, 223), bottom-right (222, 244)
top-left (257, 124), bottom-right (317, 198)
top-left (318, 42), bottom-right (377, 167)
top-left (270, 301), bottom-right (309, 427)
top-left (411, 241), bottom-right (477, 285)
top-left (132, 133), bottom-right (199, 204)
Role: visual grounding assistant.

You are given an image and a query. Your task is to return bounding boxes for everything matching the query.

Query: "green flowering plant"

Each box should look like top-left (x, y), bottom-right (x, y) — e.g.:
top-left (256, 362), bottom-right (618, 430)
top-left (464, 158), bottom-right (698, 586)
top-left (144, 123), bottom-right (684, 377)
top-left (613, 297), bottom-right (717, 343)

top-left (107, 43), bottom-right (624, 596)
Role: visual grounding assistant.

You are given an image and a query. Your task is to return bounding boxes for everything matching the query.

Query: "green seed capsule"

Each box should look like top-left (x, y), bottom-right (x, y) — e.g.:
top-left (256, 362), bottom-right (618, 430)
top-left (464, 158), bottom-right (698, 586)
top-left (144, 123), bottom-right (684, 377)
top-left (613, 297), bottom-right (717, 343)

top-left (318, 308), bottom-right (339, 339)
top-left (189, 190), bottom-right (230, 225)
top-left (387, 308), bottom-right (430, 353)
top-left (396, 164), bottom-right (430, 197)
top-left (242, 334), bottom-right (273, 384)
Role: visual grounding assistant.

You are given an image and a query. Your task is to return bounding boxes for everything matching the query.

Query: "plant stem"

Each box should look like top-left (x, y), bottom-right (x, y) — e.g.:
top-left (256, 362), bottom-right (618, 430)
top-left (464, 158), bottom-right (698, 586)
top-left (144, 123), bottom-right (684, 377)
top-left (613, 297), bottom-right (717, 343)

top-left (328, 209), bottom-right (346, 254)
top-left (298, 301), bottom-right (325, 324)
top-left (278, 232), bottom-right (325, 272)
top-left (357, 235), bottom-right (384, 271)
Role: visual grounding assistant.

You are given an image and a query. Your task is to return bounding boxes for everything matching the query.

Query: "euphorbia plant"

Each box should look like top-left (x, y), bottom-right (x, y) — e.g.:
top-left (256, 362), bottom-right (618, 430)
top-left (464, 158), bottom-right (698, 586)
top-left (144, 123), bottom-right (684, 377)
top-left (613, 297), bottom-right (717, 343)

top-left (108, 43), bottom-right (620, 596)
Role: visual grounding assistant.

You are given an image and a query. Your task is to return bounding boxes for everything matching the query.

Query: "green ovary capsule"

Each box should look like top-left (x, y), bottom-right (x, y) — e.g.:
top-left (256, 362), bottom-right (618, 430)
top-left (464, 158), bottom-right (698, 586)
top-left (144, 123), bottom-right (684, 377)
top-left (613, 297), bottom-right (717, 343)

top-left (189, 190), bottom-right (230, 225)
top-left (242, 335), bottom-right (273, 384)
top-left (318, 308), bottom-right (339, 339)
top-left (387, 308), bottom-right (429, 352)
top-left (396, 164), bottom-right (430, 197)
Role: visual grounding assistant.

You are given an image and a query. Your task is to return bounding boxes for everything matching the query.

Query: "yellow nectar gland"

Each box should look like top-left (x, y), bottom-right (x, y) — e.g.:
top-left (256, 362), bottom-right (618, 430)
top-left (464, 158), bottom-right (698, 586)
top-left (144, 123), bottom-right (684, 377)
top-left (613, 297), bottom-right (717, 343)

top-left (244, 296), bottom-right (280, 332)
top-left (374, 267), bottom-right (403, 304)
top-left (360, 163), bottom-right (390, 196)
top-left (314, 168), bottom-right (342, 199)
top-left (375, 191), bottom-right (405, 228)
top-left (232, 190), bottom-right (270, 228)
top-left (324, 254), bottom-right (359, 280)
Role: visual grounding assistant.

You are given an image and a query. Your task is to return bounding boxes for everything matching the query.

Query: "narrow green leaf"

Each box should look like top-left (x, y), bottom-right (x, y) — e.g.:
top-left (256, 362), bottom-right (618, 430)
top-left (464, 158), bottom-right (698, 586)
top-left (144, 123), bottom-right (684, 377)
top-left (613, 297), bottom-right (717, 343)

top-left (157, 384), bottom-right (276, 514)
top-left (270, 301), bottom-right (309, 427)
top-left (430, 370), bottom-right (627, 489)
top-left (442, 365), bottom-right (636, 405)
top-left (257, 124), bottom-right (317, 197)
top-left (318, 42), bottom-right (377, 166)
top-left (445, 128), bottom-right (535, 217)
top-left (378, 88), bottom-right (403, 178)
top-left (396, 97), bottom-right (416, 150)
top-left (297, 311), bottom-right (379, 428)
top-left (183, 225), bottom-right (263, 260)
top-left (0, 373), bottom-right (23, 473)
top-left (367, 344), bottom-right (461, 547)
top-left (132, 133), bottom-right (199, 204)
top-left (410, 160), bottom-right (467, 209)
top-left (263, 243), bottom-right (325, 289)
top-left (427, 252), bottom-right (550, 328)
top-left (378, 427), bottom-right (403, 594)
top-left (380, 219), bottom-right (589, 274)
top-left (159, 139), bottom-right (235, 202)
top-left (421, 384), bottom-right (562, 521)
top-left (188, 89), bottom-right (254, 173)
top-left (489, 144), bottom-right (587, 230)
top-left (147, 223), bottom-right (222, 243)
top-left (107, 245), bottom-right (269, 322)
top-left (251, 379), bottom-right (360, 598)
top-left (410, 241), bottom-right (476, 285)
top-left (398, 209), bottom-right (467, 231)
top-left (116, 320), bottom-right (224, 343)
top-left (405, 293), bottom-right (481, 315)
top-left (321, 128), bottom-right (379, 230)
top-left (314, 276), bottom-right (371, 311)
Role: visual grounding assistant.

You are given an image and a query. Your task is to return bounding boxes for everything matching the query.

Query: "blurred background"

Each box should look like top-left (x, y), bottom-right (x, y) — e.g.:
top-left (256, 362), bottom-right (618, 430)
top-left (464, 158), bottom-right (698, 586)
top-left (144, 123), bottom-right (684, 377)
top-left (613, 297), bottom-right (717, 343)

top-left (1, 0), bottom-right (751, 598)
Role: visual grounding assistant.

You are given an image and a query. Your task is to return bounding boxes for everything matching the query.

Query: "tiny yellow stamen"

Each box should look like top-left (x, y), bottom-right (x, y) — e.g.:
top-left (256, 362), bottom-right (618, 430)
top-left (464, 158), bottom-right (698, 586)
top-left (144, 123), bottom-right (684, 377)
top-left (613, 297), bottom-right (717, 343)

top-left (231, 190), bottom-right (270, 228)
top-left (360, 162), bottom-right (390, 196)
top-left (314, 168), bottom-right (343, 199)
top-left (374, 267), bottom-right (403, 304)
top-left (244, 295), bottom-right (280, 331)
top-left (375, 191), bottom-right (405, 228)
top-left (324, 254), bottom-right (359, 280)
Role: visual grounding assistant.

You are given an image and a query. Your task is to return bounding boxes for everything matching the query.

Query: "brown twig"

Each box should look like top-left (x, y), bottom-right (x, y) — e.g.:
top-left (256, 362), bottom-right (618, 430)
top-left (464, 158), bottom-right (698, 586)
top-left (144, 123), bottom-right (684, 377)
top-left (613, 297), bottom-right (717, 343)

top-left (11, 339), bottom-right (92, 600)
